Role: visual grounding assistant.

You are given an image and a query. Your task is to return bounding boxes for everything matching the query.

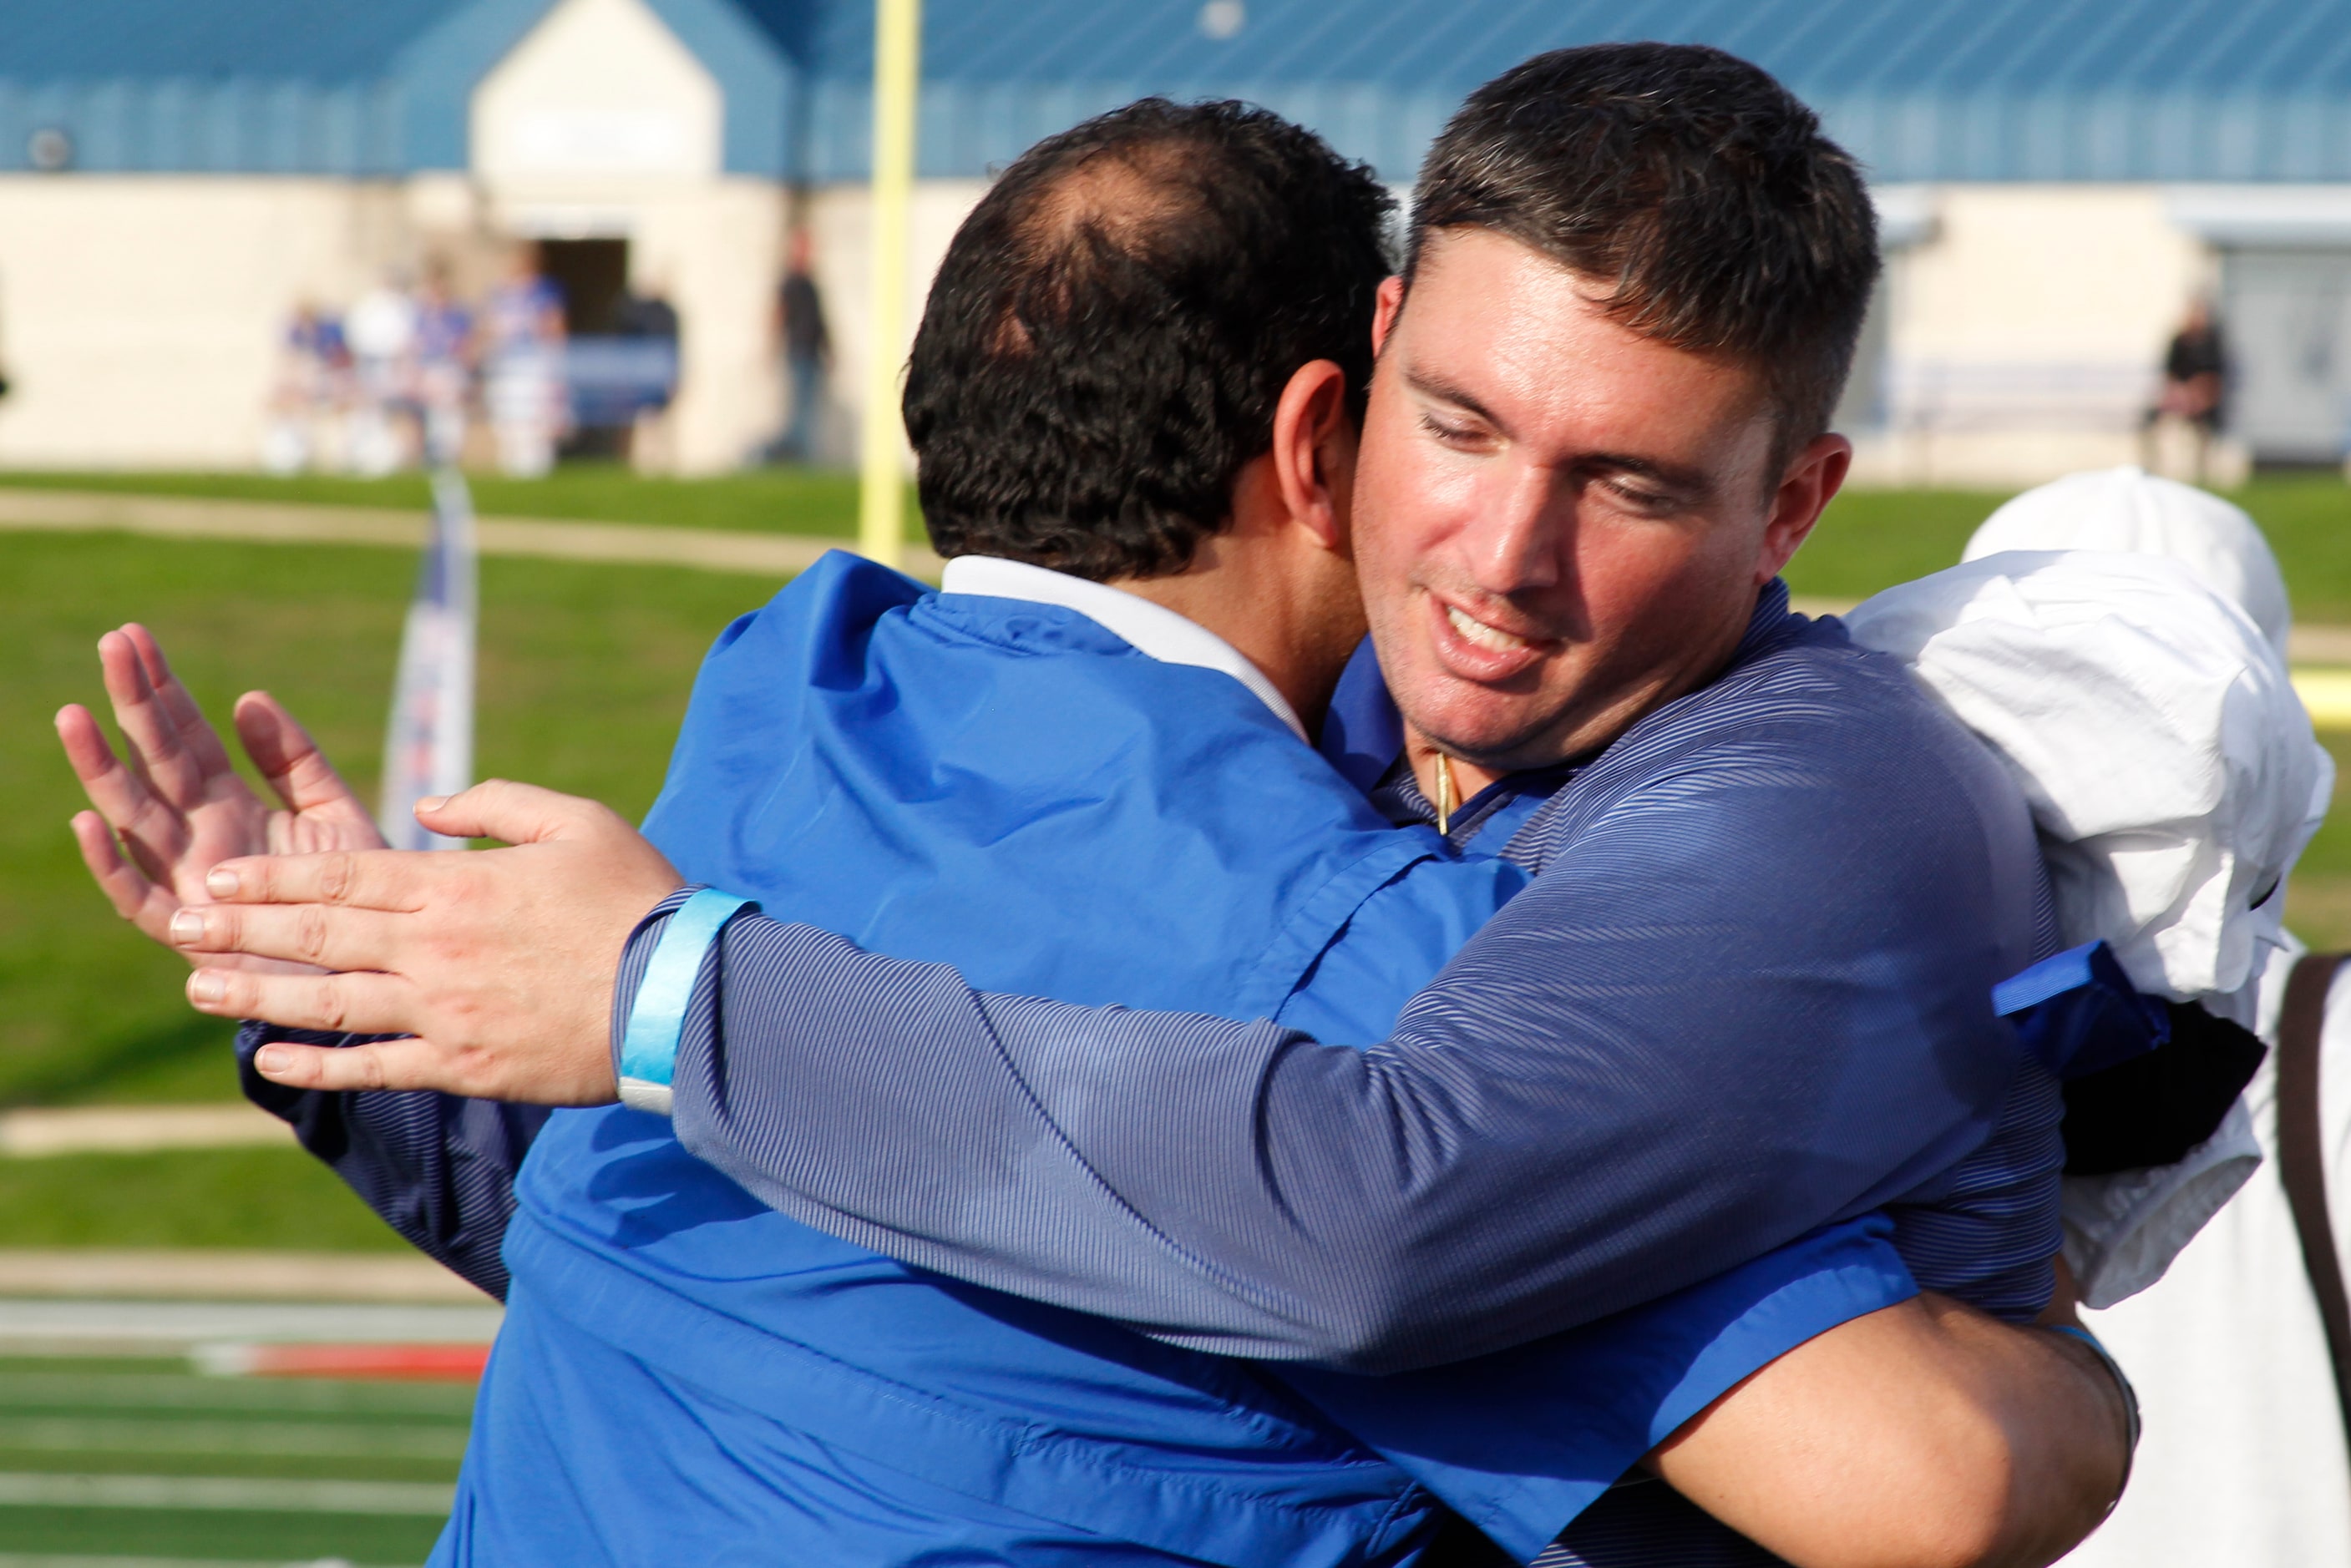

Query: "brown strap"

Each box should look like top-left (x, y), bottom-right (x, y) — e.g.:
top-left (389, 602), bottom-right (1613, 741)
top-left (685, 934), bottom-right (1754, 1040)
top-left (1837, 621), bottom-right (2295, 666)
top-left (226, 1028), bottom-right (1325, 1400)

top-left (2279, 952), bottom-right (2351, 1445)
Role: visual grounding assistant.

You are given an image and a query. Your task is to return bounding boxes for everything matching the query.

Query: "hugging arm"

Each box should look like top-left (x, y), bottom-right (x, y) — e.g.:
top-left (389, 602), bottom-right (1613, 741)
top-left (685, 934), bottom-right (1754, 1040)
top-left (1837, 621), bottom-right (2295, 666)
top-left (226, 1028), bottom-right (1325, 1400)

top-left (1640, 1293), bottom-right (2131, 1568)
top-left (657, 741), bottom-right (2044, 1372)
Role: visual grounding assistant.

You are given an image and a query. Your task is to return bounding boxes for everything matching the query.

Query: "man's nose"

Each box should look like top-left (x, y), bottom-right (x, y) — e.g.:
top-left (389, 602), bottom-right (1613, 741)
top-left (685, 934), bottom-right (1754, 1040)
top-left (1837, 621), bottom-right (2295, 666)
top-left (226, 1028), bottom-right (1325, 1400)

top-left (1458, 463), bottom-right (1567, 597)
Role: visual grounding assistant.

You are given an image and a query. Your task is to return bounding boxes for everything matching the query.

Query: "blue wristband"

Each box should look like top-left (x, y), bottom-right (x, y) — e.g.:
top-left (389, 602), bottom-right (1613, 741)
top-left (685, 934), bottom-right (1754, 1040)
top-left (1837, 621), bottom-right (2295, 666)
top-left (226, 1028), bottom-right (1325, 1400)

top-left (617, 888), bottom-right (754, 1115)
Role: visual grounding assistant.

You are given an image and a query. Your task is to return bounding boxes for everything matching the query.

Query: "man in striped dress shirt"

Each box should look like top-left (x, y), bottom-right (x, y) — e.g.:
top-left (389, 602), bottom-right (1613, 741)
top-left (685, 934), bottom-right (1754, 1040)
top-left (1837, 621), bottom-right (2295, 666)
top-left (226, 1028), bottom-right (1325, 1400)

top-left (94, 48), bottom-right (2134, 1568)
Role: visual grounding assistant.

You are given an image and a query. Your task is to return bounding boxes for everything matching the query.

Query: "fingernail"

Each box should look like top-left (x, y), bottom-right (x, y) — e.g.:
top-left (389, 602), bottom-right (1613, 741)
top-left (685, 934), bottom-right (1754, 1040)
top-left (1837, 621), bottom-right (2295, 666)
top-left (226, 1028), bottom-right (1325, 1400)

top-left (205, 867), bottom-right (240, 898)
top-left (254, 1045), bottom-right (290, 1075)
top-left (187, 971), bottom-right (225, 1005)
top-left (169, 908), bottom-right (205, 943)
top-left (417, 796), bottom-right (447, 815)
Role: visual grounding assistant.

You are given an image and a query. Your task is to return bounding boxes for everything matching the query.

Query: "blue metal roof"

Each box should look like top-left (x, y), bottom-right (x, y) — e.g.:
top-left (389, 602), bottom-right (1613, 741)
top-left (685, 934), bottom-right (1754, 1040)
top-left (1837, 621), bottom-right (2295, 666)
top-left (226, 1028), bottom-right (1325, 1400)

top-left (9, 0), bottom-right (2351, 183)
top-left (793, 0), bottom-right (2351, 184)
top-left (0, 0), bottom-right (795, 175)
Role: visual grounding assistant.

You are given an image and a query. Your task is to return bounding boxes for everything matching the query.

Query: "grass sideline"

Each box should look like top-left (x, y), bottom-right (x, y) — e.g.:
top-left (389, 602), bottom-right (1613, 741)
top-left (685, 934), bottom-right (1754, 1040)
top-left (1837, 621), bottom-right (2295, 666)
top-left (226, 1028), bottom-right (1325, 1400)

top-left (3, 530), bottom-right (772, 1110)
top-left (0, 1147), bottom-right (411, 1252)
top-left (6, 467), bottom-right (2348, 615)
top-left (1791, 474), bottom-right (2351, 622)
top-left (0, 1353), bottom-right (464, 1561)
top-left (0, 463), bottom-right (928, 541)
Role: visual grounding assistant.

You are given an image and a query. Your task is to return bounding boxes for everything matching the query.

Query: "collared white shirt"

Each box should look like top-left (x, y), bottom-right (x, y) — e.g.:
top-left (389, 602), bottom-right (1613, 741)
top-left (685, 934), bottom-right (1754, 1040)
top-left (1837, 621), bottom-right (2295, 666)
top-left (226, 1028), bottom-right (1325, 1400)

top-left (940, 555), bottom-right (1305, 740)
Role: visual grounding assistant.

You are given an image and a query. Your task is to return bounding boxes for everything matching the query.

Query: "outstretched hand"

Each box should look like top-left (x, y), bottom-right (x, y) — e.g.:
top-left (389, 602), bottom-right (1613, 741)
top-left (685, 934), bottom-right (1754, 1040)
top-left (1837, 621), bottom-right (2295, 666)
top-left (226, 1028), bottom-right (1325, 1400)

top-left (172, 781), bottom-right (682, 1105)
top-left (57, 624), bottom-right (385, 973)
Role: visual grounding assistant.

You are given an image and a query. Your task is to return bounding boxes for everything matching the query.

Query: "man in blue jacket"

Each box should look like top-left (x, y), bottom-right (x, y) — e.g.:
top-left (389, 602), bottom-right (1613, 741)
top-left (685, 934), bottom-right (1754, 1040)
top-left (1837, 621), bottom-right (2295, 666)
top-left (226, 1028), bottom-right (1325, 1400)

top-left (78, 51), bottom-right (2130, 1568)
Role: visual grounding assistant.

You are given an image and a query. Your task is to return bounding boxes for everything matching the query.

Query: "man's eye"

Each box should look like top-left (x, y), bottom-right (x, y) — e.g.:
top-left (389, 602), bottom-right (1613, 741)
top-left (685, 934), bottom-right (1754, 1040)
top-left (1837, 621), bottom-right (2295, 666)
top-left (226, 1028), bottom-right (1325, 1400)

top-left (1603, 479), bottom-right (1675, 511)
top-left (1419, 412), bottom-right (1483, 445)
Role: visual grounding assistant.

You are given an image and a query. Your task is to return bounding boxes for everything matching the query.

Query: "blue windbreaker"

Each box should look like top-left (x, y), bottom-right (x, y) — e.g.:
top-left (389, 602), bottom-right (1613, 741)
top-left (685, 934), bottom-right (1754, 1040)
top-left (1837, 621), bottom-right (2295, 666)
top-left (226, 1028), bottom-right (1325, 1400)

top-left (437, 554), bottom-right (1918, 1565)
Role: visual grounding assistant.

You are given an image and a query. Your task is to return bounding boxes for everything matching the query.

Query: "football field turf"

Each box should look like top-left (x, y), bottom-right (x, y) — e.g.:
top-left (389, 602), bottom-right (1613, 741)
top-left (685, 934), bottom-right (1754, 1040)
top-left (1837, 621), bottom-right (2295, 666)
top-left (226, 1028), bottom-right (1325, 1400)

top-left (0, 1353), bottom-right (470, 1565)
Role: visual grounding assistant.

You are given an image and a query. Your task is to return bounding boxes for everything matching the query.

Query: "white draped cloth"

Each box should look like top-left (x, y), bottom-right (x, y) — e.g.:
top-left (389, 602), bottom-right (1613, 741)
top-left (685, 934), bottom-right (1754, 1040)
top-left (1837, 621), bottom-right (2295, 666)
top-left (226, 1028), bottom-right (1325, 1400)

top-left (1853, 468), bottom-right (2350, 1564)
top-left (2064, 938), bottom-right (2351, 1566)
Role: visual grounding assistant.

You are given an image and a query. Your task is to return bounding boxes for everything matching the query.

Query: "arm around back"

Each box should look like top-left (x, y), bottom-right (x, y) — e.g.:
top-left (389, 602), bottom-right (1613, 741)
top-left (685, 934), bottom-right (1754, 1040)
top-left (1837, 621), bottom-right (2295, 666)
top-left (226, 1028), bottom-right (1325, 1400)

top-left (1653, 1293), bottom-right (2131, 1568)
top-left (664, 699), bottom-right (2049, 1371)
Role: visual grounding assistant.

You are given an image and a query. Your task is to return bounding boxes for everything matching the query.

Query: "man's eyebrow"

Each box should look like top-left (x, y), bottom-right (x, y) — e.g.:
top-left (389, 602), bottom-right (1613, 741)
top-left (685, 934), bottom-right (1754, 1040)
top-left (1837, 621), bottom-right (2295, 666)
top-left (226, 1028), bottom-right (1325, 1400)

top-left (1401, 367), bottom-right (1507, 431)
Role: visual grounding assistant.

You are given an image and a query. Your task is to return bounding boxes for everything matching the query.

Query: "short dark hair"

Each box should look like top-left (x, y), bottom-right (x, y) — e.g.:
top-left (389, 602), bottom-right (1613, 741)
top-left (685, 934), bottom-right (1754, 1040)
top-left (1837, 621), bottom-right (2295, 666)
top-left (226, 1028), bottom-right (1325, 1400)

top-left (1407, 43), bottom-right (1878, 454)
top-left (904, 99), bottom-right (1394, 580)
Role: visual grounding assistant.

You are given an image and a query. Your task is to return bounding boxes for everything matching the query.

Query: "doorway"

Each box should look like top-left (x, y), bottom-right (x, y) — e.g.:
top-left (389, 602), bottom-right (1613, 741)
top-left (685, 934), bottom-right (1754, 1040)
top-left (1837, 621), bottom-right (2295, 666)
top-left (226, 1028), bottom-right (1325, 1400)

top-left (537, 238), bottom-right (631, 458)
top-left (539, 238), bottom-right (629, 336)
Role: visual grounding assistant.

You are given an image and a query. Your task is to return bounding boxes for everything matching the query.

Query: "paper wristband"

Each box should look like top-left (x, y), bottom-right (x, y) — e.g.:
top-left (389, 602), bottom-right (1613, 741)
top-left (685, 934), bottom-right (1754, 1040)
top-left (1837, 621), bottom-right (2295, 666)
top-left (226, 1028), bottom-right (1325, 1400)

top-left (616, 888), bottom-right (755, 1115)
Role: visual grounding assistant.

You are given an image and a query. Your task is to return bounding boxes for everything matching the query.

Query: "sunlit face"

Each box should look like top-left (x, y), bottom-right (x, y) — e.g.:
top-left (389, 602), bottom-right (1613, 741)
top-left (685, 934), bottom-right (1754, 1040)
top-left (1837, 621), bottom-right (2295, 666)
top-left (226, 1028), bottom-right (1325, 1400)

top-left (1352, 228), bottom-right (1835, 771)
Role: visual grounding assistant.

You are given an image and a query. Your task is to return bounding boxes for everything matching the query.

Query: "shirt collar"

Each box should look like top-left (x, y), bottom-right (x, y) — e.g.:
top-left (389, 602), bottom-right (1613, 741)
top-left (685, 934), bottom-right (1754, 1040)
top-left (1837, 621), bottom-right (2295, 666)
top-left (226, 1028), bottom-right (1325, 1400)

top-left (1317, 579), bottom-right (1805, 792)
top-left (939, 555), bottom-right (1306, 740)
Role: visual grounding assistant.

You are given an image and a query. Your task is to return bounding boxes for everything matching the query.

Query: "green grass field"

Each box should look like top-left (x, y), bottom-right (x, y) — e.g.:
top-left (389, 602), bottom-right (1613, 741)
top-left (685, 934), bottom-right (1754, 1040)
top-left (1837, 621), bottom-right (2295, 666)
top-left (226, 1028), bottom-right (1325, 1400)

top-left (0, 1354), bottom-right (468, 1563)
top-left (8, 468), bottom-right (2351, 1253)
top-left (1791, 473), bottom-right (2351, 620)
top-left (0, 462), bottom-right (929, 540)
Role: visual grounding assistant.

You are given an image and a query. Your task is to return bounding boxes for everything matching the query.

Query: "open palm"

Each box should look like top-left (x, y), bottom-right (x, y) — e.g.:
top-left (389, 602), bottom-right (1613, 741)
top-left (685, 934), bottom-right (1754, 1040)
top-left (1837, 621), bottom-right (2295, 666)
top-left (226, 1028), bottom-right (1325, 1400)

top-left (56, 624), bottom-right (388, 974)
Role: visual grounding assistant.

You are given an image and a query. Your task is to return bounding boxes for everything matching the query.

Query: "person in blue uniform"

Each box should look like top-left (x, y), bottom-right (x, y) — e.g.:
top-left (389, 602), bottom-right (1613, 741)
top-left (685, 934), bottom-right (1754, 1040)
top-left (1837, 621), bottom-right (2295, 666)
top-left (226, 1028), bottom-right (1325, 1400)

top-left (75, 53), bottom-right (2133, 1568)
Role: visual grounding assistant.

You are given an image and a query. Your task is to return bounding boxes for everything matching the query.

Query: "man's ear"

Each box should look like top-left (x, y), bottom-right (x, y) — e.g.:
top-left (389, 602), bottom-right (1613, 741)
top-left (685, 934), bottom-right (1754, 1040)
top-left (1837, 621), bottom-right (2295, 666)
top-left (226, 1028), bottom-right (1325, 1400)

top-left (1371, 276), bottom-right (1406, 357)
top-left (1269, 359), bottom-right (1355, 554)
top-left (1755, 432), bottom-right (1852, 584)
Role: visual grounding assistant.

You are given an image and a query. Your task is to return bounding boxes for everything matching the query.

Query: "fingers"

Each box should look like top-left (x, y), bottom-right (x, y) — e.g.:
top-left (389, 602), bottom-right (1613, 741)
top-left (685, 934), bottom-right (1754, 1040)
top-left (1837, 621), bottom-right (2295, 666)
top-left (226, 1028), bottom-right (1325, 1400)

top-left (170, 899), bottom-right (402, 973)
top-left (97, 629), bottom-right (187, 796)
top-left (234, 692), bottom-right (385, 845)
top-left (56, 704), bottom-right (180, 887)
top-left (246, 1031), bottom-right (620, 1105)
top-left (202, 847), bottom-right (445, 913)
top-left (122, 624), bottom-right (237, 782)
top-left (69, 809), bottom-right (166, 930)
top-left (414, 778), bottom-right (615, 847)
top-left (57, 701), bottom-right (155, 817)
top-left (246, 1037), bottom-right (447, 1095)
top-left (188, 965), bottom-right (416, 1038)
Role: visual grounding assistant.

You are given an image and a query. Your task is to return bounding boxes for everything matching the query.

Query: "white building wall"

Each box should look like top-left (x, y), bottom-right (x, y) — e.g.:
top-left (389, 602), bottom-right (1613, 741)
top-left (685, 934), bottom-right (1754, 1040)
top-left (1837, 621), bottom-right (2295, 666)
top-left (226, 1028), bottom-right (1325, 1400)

top-left (803, 179), bottom-right (994, 470)
top-left (0, 177), bottom-right (398, 468)
top-left (1850, 185), bottom-right (2221, 487)
top-left (472, 0), bottom-right (722, 183)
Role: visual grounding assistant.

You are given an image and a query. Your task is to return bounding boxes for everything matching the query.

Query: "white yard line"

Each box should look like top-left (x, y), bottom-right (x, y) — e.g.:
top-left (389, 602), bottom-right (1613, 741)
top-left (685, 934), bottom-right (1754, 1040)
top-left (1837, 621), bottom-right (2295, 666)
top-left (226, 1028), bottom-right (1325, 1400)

top-left (0, 1105), bottom-right (293, 1157)
top-left (0, 1298), bottom-right (498, 1346)
top-left (0, 1418), bottom-right (466, 1460)
top-left (0, 486), bottom-right (942, 579)
top-left (0, 1470), bottom-right (453, 1515)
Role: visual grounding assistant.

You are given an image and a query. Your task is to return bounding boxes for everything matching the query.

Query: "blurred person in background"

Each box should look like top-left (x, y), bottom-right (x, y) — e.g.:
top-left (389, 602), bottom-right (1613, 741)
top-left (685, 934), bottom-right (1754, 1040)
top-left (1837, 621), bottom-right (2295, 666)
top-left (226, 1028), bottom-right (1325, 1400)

top-left (615, 276), bottom-right (681, 473)
top-left (768, 227), bottom-right (828, 463)
top-left (482, 242), bottom-right (567, 478)
top-left (413, 260), bottom-right (475, 470)
top-left (343, 270), bottom-right (420, 478)
top-left (2141, 300), bottom-right (2227, 484)
top-left (261, 301), bottom-right (348, 475)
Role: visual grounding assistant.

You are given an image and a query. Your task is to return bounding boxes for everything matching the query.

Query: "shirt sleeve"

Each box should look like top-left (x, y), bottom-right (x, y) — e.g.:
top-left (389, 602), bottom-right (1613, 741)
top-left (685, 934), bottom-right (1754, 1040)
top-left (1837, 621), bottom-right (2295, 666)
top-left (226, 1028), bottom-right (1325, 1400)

top-left (236, 1024), bottom-right (549, 1301)
top-left (656, 727), bottom-right (2044, 1373)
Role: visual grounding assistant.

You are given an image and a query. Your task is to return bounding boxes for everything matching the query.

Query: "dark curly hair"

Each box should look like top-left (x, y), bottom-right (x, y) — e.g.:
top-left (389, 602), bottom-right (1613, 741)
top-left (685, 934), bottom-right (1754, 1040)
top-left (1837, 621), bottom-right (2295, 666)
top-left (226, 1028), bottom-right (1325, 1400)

top-left (1409, 43), bottom-right (1879, 457)
top-left (904, 99), bottom-right (1395, 581)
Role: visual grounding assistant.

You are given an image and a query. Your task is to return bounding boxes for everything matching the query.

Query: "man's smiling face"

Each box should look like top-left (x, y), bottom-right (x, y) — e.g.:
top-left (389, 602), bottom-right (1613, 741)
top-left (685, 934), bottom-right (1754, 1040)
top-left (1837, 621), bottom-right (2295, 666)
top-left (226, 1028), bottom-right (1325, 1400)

top-left (1351, 226), bottom-right (1845, 775)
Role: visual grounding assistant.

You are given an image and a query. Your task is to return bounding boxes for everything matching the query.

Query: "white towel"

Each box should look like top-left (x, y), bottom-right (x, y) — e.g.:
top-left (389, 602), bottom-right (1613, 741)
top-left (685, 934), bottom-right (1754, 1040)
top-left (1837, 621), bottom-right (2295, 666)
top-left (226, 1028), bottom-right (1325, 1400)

top-left (1842, 543), bottom-right (2330, 1305)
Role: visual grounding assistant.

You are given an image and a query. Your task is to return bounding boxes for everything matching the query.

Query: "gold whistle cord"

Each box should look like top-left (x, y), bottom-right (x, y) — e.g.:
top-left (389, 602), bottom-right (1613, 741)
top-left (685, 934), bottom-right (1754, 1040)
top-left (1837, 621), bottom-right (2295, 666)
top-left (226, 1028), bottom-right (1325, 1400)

top-left (1433, 752), bottom-right (1457, 837)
